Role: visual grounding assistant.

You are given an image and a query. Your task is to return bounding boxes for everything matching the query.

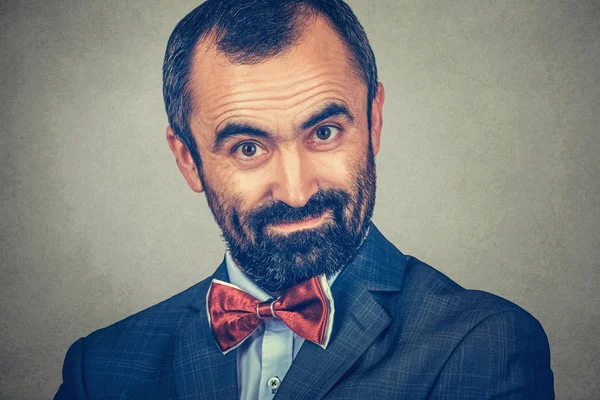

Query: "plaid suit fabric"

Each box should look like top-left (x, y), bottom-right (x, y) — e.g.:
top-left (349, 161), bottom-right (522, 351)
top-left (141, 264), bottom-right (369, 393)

top-left (56, 223), bottom-right (554, 399)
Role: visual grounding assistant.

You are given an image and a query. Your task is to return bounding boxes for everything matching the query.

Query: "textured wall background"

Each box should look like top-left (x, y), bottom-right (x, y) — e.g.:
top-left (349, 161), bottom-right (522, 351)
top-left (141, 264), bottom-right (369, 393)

top-left (1, 0), bottom-right (598, 398)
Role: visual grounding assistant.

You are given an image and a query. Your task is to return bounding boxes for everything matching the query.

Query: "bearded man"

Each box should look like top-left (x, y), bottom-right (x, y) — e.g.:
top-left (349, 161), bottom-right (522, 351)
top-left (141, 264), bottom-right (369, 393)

top-left (56, 1), bottom-right (554, 399)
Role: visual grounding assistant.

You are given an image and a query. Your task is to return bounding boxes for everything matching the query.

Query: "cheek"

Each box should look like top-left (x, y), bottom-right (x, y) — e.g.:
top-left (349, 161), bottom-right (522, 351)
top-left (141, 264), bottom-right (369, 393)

top-left (218, 167), bottom-right (272, 212)
top-left (311, 138), bottom-right (368, 190)
top-left (312, 153), bottom-right (351, 188)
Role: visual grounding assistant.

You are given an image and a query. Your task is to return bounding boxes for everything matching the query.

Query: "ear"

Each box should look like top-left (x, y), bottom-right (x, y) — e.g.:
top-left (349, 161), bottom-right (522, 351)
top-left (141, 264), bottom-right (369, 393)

top-left (369, 82), bottom-right (385, 156)
top-left (166, 126), bottom-right (204, 193)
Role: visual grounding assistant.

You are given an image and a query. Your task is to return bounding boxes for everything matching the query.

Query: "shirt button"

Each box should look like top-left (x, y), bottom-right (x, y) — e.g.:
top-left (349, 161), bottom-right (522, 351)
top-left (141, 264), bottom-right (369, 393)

top-left (267, 376), bottom-right (281, 391)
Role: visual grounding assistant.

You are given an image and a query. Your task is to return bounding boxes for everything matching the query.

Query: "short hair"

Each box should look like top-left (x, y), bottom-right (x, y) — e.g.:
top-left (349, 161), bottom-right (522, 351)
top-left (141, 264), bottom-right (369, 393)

top-left (162, 0), bottom-right (378, 170)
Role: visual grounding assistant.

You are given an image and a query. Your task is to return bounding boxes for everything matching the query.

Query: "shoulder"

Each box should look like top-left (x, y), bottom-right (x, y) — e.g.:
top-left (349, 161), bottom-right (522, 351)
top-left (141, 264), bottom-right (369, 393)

top-left (399, 258), bottom-right (555, 397)
top-left (382, 255), bottom-right (552, 362)
top-left (85, 275), bottom-right (212, 347)
top-left (400, 255), bottom-right (539, 327)
top-left (401, 257), bottom-right (553, 396)
top-left (56, 275), bottom-right (213, 398)
top-left (369, 255), bottom-right (554, 397)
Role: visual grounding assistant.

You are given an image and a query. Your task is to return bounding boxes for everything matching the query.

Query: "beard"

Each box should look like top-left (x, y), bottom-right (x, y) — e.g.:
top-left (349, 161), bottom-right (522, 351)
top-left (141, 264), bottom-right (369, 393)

top-left (200, 141), bottom-right (377, 293)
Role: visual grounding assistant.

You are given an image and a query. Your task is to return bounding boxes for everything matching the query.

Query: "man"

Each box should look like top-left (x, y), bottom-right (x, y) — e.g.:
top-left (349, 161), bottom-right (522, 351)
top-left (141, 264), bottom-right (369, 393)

top-left (56, 0), bottom-right (554, 398)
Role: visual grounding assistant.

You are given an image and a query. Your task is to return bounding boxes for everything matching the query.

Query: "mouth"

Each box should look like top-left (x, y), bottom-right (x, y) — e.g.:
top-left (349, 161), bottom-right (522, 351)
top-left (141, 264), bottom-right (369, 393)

top-left (268, 210), bottom-right (331, 234)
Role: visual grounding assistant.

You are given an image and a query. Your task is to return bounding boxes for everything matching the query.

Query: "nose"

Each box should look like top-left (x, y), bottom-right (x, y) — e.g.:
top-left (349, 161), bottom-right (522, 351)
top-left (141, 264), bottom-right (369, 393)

top-left (270, 147), bottom-right (318, 208)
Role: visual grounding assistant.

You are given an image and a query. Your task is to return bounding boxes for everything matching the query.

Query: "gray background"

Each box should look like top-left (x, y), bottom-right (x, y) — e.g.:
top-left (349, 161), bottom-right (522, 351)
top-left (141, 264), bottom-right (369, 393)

top-left (1, 0), bottom-right (598, 398)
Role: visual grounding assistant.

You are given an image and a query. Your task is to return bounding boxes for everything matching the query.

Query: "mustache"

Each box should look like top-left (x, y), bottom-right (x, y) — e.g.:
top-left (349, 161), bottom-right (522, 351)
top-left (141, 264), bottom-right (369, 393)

top-left (243, 188), bottom-right (350, 229)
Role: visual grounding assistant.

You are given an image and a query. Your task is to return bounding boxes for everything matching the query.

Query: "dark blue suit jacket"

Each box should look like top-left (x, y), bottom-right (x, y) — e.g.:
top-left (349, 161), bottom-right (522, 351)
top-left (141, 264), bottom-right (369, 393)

top-left (56, 224), bottom-right (554, 399)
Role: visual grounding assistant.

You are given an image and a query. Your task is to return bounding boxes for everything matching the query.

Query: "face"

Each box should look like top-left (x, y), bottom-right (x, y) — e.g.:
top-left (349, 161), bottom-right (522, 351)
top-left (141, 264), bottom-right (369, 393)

top-left (167, 17), bottom-right (385, 293)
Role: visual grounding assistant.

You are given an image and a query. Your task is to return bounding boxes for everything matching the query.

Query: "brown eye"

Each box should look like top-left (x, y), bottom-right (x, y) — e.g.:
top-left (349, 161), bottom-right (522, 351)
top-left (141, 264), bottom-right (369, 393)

top-left (314, 125), bottom-right (340, 142)
top-left (233, 141), bottom-right (266, 161)
top-left (241, 143), bottom-right (257, 157)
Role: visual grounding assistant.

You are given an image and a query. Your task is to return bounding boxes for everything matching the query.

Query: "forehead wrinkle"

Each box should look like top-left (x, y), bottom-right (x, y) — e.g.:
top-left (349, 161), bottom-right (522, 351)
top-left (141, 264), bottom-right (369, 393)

top-left (197, 68), bottom-right (357, 111)
top-left (191, 47), bottom-right (362, 105)
top-left (234, 67), bottom-right (356, 94)
top-left (232, 67), bottom-right (358, 98)
top-left (200, 77), bottom-right (363, 129)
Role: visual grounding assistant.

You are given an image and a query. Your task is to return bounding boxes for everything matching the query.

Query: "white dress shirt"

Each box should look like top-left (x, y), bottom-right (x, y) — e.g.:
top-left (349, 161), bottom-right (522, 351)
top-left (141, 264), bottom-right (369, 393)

top-left (225, 252), bottom-right (338, 400)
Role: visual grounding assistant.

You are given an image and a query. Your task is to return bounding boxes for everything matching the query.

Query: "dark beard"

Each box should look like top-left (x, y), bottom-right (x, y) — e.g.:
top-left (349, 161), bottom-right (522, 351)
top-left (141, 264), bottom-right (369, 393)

top-left (202, 143), bottom-right (376, 293)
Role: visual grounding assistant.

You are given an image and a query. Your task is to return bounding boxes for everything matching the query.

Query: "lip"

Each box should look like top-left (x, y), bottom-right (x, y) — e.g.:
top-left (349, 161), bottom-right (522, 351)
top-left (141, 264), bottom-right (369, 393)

top-left (270, 212), bottom-right (328, 233)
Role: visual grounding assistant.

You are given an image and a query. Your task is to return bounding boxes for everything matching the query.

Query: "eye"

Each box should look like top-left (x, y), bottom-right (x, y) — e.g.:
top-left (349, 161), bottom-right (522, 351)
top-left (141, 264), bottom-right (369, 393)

top-left (232, 141), bottom-right (266, 160)
top-left (313, 125), bottom-right (340, 142)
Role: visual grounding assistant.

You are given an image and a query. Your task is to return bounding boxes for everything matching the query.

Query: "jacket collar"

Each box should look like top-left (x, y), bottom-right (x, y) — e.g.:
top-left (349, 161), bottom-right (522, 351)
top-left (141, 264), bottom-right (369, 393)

top-left (341, 222), bottom-right (407, 292)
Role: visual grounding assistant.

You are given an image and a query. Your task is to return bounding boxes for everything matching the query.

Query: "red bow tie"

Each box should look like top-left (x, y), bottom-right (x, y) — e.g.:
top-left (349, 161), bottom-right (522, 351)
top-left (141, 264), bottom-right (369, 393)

top-left (207, 275), bottom-right (334, 354)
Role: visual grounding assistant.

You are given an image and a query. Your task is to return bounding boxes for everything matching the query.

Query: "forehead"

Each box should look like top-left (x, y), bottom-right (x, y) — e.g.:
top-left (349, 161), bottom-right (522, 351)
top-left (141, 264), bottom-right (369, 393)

top-left (187, 17), bottom-right (367, 136)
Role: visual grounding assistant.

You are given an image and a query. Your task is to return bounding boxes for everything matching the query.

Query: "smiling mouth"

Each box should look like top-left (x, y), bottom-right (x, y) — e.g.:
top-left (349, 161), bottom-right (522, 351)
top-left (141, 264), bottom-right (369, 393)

top-left (268, 211), bottom-right (331, 233)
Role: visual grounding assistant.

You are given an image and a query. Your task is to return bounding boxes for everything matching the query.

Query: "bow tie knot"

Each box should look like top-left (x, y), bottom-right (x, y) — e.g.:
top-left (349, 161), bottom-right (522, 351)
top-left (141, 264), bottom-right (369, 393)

top-left (207, 275), bottom-right (334, 354)
top-left (256, 299), bottom-right (280, 320)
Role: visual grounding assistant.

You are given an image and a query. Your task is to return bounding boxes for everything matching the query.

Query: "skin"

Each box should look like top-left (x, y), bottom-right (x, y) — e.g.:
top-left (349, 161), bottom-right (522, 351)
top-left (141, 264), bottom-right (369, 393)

top-left (166, 16), bottom-right (385, 292)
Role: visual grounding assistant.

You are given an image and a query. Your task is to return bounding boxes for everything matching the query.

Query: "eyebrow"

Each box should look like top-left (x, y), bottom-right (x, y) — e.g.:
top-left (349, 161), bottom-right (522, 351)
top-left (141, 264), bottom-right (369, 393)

top-left (212, 102), bottom-right (355, 153)
top-left (300, 103), bottom-right (355, 131)
top-left (213, 123), bottom-right (271, 152)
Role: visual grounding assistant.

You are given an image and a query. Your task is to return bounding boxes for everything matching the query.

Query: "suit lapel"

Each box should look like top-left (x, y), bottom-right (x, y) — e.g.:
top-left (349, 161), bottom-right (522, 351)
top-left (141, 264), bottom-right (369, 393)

top-left (172, 260), bottom-right (239, 400)
top-left (275, 224), bottom-right (407, 400)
